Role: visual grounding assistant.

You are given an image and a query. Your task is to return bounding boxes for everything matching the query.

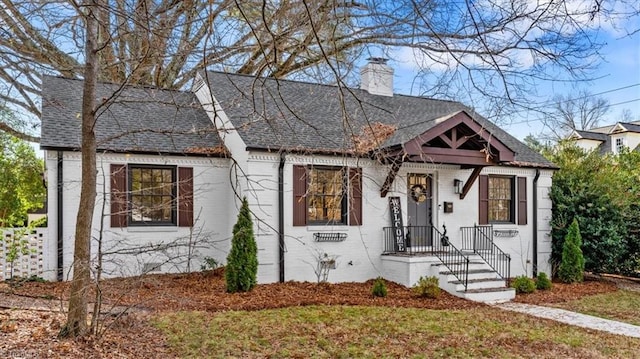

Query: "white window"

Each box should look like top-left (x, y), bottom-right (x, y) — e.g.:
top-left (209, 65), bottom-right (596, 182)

top-left (615, 137), bottom-right (625, 153)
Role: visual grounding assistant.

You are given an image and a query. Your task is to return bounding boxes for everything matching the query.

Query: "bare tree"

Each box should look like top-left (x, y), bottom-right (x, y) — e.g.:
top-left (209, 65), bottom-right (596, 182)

top-left (60, 0), bottom-right (100, 338)
top-left (541, 89), bottom-right (611, 141)
top-left (620, 108), bottom-right (638, 123)
top-left (1, 0), bottom-right (639, 140)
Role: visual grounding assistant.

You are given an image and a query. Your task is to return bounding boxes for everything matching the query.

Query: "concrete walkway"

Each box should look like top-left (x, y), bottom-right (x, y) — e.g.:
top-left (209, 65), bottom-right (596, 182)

top-left (496, 302), bottom-right (640, 338)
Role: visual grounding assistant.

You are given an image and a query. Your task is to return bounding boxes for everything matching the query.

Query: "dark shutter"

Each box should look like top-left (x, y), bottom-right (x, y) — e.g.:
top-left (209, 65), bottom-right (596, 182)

top-left (479, 175), bottom-right (489, 225)
top-left (293, 165), bottom-right (307, 226)
top-left (349, 168), bottom-right (362, 226)
top-left (110, 164), bottom-right (127, 228)
top-left (517, 176), bottom-right (527, 225)
top-left (178, 167), bottom-right (194, 227)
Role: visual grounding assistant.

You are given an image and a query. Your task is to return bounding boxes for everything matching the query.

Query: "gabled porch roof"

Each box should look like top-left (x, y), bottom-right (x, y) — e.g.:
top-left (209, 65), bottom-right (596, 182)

top-left (379, 111), bottom-right (517, 198)
top-left (384, 111), bottom-right (515, 166)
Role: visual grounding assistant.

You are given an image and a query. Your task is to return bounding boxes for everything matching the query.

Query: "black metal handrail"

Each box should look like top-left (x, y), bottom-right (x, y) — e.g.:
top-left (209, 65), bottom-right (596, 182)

top-left (383, 225), bottom-right (470, 291)
top-left (460, 225), bottom-right (511, 286)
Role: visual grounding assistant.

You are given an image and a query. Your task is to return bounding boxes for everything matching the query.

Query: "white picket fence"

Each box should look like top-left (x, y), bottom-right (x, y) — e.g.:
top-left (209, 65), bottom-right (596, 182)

top-left (0, 228), bottom-right (46, 281)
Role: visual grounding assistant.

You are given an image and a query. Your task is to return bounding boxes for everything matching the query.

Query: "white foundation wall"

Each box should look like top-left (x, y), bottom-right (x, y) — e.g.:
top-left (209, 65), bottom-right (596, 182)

top-left (44, 151), bottom-right (232, 281)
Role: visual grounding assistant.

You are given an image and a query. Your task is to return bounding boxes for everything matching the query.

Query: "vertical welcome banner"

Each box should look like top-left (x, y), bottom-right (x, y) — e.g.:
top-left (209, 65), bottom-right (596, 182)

top-left (388, 197), bottom-right (405, 252)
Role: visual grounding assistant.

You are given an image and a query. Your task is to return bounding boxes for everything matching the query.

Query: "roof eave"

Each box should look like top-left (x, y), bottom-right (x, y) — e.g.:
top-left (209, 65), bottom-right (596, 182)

top-left (41, 146), bottom-right (229, 158)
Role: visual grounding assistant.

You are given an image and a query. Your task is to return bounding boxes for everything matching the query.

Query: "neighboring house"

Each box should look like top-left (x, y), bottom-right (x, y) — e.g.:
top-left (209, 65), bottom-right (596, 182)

top-left (569, 121), bottom-right (640, 154)
top-left (40, 60), bottom-right (556, 302)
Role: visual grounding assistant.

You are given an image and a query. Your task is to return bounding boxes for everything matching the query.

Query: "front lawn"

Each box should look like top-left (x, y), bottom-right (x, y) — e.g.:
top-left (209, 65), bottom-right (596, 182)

top-left (3, 271), bottom-right (638, 357)
top-left (154, 305), bottom-right (640, 358)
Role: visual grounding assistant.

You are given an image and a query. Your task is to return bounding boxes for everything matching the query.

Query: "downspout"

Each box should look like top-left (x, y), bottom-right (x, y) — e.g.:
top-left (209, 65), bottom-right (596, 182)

top-left (56, 151), bottom-right (64, 281)
top-left (532, 169), bottom-right (540, 277)
top-left (278, 153), bottom-right (286, 283)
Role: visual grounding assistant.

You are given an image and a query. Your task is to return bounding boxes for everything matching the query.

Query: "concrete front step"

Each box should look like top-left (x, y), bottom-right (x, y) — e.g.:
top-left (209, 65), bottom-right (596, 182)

top-left (435, 258), bottom-right (514, 303)
top-left (460, 287), bottom-right (515, 303)
top-left (432, 261), bottom-right (488, 272)
top-left (450, 277), bottom-right (509, 291)
top-left (440, 268), bottom-right (501, 281)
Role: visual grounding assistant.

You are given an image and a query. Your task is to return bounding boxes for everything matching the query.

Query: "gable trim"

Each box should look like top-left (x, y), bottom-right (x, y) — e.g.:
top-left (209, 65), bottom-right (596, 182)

top-left (395, 111), bottom-right (516, 165)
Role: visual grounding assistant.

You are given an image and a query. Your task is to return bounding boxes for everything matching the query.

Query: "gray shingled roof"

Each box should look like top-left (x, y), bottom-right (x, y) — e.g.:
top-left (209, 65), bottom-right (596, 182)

top-left (620, 122), bottom-right (640, 133)
top-left (203, 71), bottom-right (555, 168)
top-left (575, 130), bottom-right (607, 141)
top-left (41, 76), bottom-right (222, 155)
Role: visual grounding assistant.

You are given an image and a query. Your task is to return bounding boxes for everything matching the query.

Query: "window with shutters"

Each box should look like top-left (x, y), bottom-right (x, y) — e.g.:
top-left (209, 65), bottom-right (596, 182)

top-left (129, 165), bottom-right (177, 225)
top-left (111, 164), bottom-right (193, 227)
top-left (293, 165), bottom-right (362, 226)
top-left (479, 174), bottom-right (527, 225)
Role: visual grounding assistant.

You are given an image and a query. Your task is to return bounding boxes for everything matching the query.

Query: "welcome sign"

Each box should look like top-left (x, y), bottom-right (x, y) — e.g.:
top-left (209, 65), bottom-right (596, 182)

top-left (388, 197), bottom-right (406, 252)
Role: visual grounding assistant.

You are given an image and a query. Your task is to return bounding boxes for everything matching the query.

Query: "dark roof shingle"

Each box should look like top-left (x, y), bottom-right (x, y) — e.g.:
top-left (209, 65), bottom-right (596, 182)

top-left (575, 130), bottom-right (607, 141)
top-left (41, 76), bottom-right (222, 155)
top-left (202, 71), bottom-right (554, 167)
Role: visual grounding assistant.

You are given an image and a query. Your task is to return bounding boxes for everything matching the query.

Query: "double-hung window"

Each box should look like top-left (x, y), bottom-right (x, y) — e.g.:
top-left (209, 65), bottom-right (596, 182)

top-left (110, 164), bottom-right (193, 228)
top-left (487, 176), bottom-right (514, 223)
top-left (479, 175), bottom-right (527, 225)
top-left (293, 165), bottom-right (362, 226)
top-left (615, 137), bottom-right (625, 154)
top-left (307, 167), bottom-right (347, 224)
top-left (129, 166), bottom-right (176, 225)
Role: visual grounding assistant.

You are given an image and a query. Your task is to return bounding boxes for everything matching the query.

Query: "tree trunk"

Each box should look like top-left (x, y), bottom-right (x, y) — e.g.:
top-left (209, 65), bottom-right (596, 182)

top-left (61, 0), bottom-right (99, 338)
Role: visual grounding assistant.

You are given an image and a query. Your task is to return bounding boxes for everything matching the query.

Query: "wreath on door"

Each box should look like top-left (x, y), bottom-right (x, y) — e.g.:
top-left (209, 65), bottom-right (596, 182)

top-left (410, 184), bottom-right (427, 203)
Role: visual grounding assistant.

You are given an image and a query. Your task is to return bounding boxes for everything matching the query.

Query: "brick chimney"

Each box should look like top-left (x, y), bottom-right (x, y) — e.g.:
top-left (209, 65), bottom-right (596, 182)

top-left (360, 58), bottom-right (394, 96)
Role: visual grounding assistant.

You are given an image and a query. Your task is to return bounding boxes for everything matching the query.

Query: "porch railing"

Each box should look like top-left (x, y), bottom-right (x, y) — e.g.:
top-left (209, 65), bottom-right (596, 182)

top-left (460, 225), bottom-right (511, 286)
top-left (383, 225), bottom-right (470, 291)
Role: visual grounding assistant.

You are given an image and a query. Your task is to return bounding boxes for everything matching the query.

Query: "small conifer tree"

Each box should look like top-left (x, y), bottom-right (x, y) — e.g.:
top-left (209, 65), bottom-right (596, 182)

top-left (558, 218), bottom-right (585, 283)
top-left (225, 197), bottom-right (258, 293)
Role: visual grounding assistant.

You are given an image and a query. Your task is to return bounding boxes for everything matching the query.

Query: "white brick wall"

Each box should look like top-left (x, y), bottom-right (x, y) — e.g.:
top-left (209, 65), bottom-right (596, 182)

top-left (44, 151), bottom-right (232, 281)
top-left (251, 153), bottom-right (553, 284)
top-left (43, 147), bottom-right (554, 283)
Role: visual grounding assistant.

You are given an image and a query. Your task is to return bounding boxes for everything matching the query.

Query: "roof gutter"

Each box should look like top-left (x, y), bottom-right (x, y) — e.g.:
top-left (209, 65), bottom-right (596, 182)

top-left (278, 152), bottom-right (286, 283)
top-left (532, 169), bottom-right (540, 277)
top-left (56, 151), bottom-right (64, 281)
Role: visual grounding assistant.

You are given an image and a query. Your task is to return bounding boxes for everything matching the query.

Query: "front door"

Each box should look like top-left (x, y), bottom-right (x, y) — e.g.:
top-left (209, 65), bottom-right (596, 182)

top-left (407, 173), bottom-right (433, 246)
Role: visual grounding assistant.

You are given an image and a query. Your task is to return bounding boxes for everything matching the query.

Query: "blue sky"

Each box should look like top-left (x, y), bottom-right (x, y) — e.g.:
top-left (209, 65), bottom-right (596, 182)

top-left (506, 31), bottom-right (640, 139)
top-left (387, 22), bottom-right (640, 140)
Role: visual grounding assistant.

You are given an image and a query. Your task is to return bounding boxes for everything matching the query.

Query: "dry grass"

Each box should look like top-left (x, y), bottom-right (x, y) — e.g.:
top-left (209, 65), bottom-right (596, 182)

top-left (155, 305), bottom-right (640, 358)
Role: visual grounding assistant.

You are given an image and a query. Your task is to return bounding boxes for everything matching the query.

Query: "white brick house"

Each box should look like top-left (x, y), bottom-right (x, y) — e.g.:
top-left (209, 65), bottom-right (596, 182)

top-left (40, 61), bottom-right (556, 302)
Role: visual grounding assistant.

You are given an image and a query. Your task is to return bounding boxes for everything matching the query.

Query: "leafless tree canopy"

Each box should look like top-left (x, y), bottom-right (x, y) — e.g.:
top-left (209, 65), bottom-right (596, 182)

top-left (1, 0), bottom-right (638, 141)
top-left (541, 90), bottom-right (610, 141)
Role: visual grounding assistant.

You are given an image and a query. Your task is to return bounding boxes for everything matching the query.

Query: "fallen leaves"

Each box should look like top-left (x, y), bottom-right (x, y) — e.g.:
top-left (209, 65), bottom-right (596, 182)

top-left (0, 270), bottom-right (637, 358)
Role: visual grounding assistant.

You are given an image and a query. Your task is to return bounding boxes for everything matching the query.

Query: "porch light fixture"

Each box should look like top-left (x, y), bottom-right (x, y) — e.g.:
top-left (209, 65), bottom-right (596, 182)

top-left (454, 179), bottom-right (463, 194)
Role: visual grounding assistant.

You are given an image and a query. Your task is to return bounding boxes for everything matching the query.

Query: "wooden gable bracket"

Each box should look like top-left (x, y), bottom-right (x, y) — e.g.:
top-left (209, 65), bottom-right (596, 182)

top-left (437, 127), bottom-right (472, 150)
top-left (403, 112), bottom-right (516, 164)
top-left (380, 160), bottom-right (402, 197)
top-left (459, 166), bottom-right (485, 200)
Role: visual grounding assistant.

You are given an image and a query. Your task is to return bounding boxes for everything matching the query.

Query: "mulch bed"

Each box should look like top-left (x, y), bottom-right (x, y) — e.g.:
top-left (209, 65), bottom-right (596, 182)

top-left (512, 274), bottom-right (624, 305)
top-left (5, 268), bottom-right (482, 312)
